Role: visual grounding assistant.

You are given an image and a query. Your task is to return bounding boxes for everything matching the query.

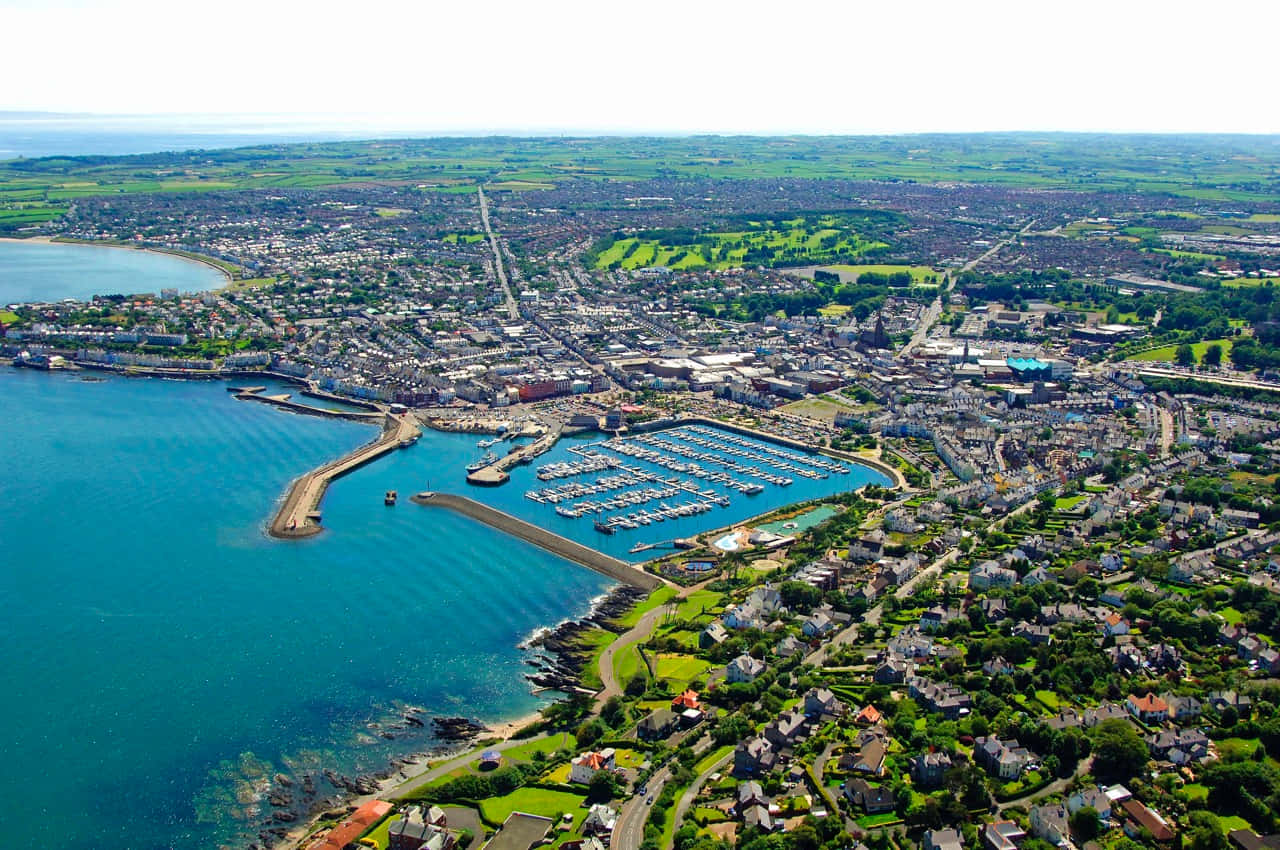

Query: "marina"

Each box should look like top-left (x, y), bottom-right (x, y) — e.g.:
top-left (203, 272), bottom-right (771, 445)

top-left (510, 424), bottom-right (876, 544)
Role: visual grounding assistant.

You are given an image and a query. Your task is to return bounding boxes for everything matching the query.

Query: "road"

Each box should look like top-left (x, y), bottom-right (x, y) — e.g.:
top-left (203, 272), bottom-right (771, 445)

top-left (478, 186), bottom-right (519, 321)
top-left (611, 732), bottom-right (712, 850)
top-left (995, 757), bottom-right (1093, 813)
top-left (667, 747), bottom-right (734, 847)
top-left (901, 220), bottom-right (1035, 357)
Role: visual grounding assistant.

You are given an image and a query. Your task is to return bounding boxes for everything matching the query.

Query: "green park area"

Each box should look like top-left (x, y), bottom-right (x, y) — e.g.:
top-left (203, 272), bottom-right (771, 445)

top-left (591, 215), bottom-right (890, 271)
top-left (1126, 338), bottom-right (1235, 363)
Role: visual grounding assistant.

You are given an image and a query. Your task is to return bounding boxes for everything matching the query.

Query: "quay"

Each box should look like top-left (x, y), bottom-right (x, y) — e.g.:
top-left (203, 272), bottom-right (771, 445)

top-left (235, 389), bottom-right (384, 422)
top-left (409, 491), bottom-right (662, 590)
top-left (269, 414), bottom-right (422, 539)
top-left (465, 425), bottom-right (562, 486)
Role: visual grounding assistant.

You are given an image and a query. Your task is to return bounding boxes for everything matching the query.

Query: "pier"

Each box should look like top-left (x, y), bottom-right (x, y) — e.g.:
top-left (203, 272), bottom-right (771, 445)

top-left (409, 491), bottom-right (662, 590)
top-left (234, 389), bottom-right (384, 422)
top-left (269, 414), bottom-right (421, 539)
top-left (465, 426), bottom-right (561, 486)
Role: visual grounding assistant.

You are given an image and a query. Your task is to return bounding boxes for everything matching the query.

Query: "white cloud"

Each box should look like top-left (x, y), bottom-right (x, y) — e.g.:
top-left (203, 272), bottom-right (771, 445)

top-left (2, 0), bottom-right (1277, 133)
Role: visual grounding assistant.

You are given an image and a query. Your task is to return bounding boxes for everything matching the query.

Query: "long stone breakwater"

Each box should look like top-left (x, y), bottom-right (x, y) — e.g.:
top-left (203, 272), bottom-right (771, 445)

top-left (269, 414), bottom-right (421, 539)
top-left (410, 491), bottom-right (662, 590)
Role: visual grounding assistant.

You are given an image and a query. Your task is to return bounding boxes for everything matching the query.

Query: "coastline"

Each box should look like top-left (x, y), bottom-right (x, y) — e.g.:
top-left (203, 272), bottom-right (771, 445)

top-left (0, 234), bottom-right (235, 287)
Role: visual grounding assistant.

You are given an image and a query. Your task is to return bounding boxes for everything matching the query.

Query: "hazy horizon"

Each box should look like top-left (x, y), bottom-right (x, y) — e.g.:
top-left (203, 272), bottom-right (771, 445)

top-left (4, 0), bottom-right (1278, 135)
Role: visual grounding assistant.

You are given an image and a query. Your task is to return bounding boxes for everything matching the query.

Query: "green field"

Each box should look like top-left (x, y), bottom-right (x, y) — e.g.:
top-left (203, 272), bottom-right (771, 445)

top-left (0, 309), bottom-right (18, 324)
top-left (654, 653), bottom-right (714, 688)
top-left (593, 215), bottom-right (891, 271)
top-left (674, 589), bottom-right (723, 622)
top-left (478, 788), bottom-right (586, 828)
top-left (1223, 276), bottom-right (1280, 287)
top-left (1126, 338), bottom-right (1235, 363)
top-left (818, 264), bottom-right (942, 284)
top-left (4, 134), bottom-right (1280, 234)
top-left (1034, 690), bottom-right (1061, 710)
top-left (1054, 495), bottom-right (1087, 511)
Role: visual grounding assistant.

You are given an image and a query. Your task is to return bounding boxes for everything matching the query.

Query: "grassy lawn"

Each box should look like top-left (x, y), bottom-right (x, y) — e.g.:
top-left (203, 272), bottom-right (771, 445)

top-left (478, 788), bottom-right (586, 828)
top-left (1219, 815), bottom-right (1254, 832)
top-left (1217, 738), bottom-right (1261, 760)
top-left (1034, 690), bottom-right (1061, 711)
top-left (1219, 606), bottom-right (1244, 625)
top-left (613, 644), bottom-right (645, 688)
top-left (694, 744), bottom-right (734, 775)
top-left (675, 589), bottom-right (723, 622)
top-left (1126, 338), bottom-right (1235, 363)
top-left (818, 304), bottom-right (851, 317)
top-left (1054, 495), bottom-right (1087, 511)
top-left (855, 812), bottom-right (901, 828)
top-left (0, 309), bottom-right (19, 323)
top-left (779, 396), bottom-right (857, 424)
top-left (654, 653), bottom-right (714, 688)
top-left (1181, 783), bottom-right (1209, 802)
top-left (821, 264), bottom-right (940, 284)
top-left (615, 586), bottom-right (677, 630)
top-left (503, 732), bottom-right (576, 764)
top-left (222, 276), bottom-right (277, 292)
top-left (1223, 276), bottom-right (1280, 287)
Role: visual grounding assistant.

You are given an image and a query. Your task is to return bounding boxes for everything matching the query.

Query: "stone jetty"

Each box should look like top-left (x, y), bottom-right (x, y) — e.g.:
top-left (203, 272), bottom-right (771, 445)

top-left (410, 491), bottom-right (661, 589)
top-left (269, 414), bottom-right (421, 539)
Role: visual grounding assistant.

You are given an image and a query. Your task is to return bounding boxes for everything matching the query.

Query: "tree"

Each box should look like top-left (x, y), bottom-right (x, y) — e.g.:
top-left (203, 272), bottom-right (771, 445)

top-left (1069, 807), bottom-right (1100, 841)
top-left (1203, 343), bottom-right (1224, 367)
top-left (587, 769), bottom-right (622, 802)
top-left (1092, 718), bottom-right (1149, 782)
top-left (1175, 344), bottom-right (1196, 367)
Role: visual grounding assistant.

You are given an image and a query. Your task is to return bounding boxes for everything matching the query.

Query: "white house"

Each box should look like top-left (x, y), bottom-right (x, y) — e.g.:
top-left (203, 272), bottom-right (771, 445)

top-left (726, 654), bottom-right (766, 684)
top-left (569, 748), bottom-right (617, 785)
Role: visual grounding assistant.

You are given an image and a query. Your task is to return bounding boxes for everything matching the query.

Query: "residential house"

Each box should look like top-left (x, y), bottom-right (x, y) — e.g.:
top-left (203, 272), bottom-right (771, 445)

top-left (569, 749), bottom-right (617, 785)
top-left (803, 687), bottom-right (846, 718)
top-left (920, 605), bottom-right (963, 632)
top-left (1127, 693), bottom-right (1170, 725)
top-left (637, 709), bottom-right (679, 741)
top-left (734, 737), bottom-right (777, 777)
top-left (389, 806), bottom-right (453, 850)
top-left (726, 654), bottom-right (766, 684)
top-left (1029, 803), bottom-right (1070, 847)
top-left (763, 711), bottom-right (807, 750)
top-left (854, 704), bottom-right (883, 726)
top-left (1023, 566), bottom-right (1056, 586)
top-left (582, 804), bottom-right (618, 837)
top-left (736, 780), bottom-right (768, 811)
top-left (971, 561), bottom-right (1019, 590)
top-left (924, 829), bottom-right (965, 850)
top-left (700, 622), bottom-right (729, 648)
top-left (848, 738), bottom-right (888, 776)
top-left (802, 610), bottom-right (836, 638)
top-left (1161, 693), bottom-right (1201, 722)
top-left (974, 736), bottom-right (1031, 780)
top-left (875, 659), bottom-right (910, 684)
top-left (1147, 728), bottom-right (1210, 765)
top-left (982, 656), bottom-right (1016, 677)
top-left (845, 779), bottom-right (895, 814)
top-left (984, 820), bottom-right (1027, 850)
top-left (1067, 786), bottom-right (1112, 822)
top-left (909, 676), bottom-right (973, 719)
top-left (1121, 799), bottom-right (1175, 843)
top-left (1012, 622), bottom-right (1052, 645)
top-left (910, 751), bottom-right (954, 788)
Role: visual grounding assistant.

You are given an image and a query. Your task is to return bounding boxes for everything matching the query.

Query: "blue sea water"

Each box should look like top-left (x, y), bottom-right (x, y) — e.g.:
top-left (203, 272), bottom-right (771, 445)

top-left (0, 239), bottom-right (228, 304)
top-left (0, 367), bottom-right (889, 849)
top-left (0, 370), bottom-right (614, 850)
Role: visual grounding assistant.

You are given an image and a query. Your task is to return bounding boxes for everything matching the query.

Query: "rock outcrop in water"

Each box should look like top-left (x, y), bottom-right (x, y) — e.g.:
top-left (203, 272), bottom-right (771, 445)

top-left (523, 585), bottom-right (649, 691)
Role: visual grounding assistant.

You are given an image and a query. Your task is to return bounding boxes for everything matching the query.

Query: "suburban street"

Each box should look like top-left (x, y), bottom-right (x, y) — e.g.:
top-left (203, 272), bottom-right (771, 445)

top-left (478, 186), bottom-right (519, 320)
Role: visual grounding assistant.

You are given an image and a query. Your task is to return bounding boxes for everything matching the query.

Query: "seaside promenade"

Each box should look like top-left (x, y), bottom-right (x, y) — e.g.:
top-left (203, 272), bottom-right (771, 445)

top-left (410, 491), bottom-right (662, 590)
top-left (269, 414), bottom-right (421, 539)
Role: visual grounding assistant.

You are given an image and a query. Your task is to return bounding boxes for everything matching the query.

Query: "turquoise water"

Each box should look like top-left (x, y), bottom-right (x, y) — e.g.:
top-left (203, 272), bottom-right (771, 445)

top-left (1, 368), bottom-right (889, 849)
top-left (0, 370), bottom-right (613, 850)
top-left (0, 239), bottom-right (228, 303)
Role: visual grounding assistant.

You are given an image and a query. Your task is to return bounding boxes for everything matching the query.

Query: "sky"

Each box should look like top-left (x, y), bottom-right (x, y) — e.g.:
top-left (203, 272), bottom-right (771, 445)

top-left (3, 0), bottom-right (1279, 135)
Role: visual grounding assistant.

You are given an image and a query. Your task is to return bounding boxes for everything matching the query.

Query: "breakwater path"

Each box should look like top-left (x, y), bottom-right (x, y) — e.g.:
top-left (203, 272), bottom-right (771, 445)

top-left (269, 414), bottom-right (421, 538)
top-left (410, 491), bottom-right (662, 590)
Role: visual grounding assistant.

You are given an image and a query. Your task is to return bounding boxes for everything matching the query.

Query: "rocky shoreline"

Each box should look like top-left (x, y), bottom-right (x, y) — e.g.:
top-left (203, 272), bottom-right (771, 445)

top-left (522, 585), bottom-right (649, 692)
top-left (244, 708), bottom-right (491, 850)
top-left (245, 586), bottom-right (647, 849)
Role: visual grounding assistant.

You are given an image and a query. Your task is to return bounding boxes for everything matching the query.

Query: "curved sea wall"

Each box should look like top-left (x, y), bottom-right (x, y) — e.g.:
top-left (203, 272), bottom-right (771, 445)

top-left (411, 491), bottom-right (662, 590)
